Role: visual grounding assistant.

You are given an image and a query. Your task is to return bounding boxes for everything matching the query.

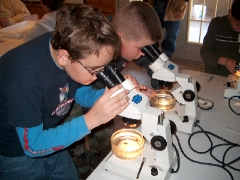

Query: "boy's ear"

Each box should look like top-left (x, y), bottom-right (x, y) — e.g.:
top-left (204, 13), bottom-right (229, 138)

top-left (117, 32), bottom-right (125, 40)
top-left (56, 49), bottom-right (69, 66)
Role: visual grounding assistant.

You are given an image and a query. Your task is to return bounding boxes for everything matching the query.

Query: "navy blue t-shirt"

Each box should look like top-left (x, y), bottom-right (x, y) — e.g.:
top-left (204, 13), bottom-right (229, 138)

top-left (0, 32), bottom-right (80, 157)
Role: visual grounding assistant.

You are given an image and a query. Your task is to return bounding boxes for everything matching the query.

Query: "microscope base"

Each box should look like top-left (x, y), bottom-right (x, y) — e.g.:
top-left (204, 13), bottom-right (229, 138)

top-left (164, 103), bottom-right (201, 134)
top-left (105, 142), bottom-right (177, 180)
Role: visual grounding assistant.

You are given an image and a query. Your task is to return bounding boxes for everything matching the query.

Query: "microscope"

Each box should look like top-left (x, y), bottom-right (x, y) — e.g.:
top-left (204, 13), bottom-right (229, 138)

top-left (224, 63), bottom-right (240, 98)
top-left (97, 64), bottom-right (177, 180)
top-left (141, 44), bottom-right (201, 134)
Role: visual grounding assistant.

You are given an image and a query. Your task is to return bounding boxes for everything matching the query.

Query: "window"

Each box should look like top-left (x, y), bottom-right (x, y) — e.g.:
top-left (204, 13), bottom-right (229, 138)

top-left (187, 0), bottom-right (233, 45)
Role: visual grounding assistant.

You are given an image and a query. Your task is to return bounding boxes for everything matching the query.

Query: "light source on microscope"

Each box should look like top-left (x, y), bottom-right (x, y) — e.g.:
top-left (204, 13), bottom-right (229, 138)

top-left (111, 129), bottom-right (144, 160)
top-left (122, 117), bottom-right (141, 128)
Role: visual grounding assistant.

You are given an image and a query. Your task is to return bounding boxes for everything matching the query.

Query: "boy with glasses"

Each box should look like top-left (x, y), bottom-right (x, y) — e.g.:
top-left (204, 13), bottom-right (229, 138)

top-left (0, 5), bottom-right (131, 180)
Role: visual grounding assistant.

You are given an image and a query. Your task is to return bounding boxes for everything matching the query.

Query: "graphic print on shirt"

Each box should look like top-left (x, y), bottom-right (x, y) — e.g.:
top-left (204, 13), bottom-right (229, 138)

top-left (52, 83), bottom-right (73, 116)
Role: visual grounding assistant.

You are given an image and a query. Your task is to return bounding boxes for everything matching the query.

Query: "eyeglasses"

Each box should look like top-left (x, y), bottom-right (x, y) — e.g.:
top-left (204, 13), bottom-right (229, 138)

top-left (78, 60), bottom-right (105, 76)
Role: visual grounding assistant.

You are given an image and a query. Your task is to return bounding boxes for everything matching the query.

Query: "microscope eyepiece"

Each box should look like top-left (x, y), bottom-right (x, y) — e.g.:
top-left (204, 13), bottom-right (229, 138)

top-left (141, 46), bottom-right (155, 62)
top-left (96, 71), bottom-right (117, 89)
top-left (141, 44), bottom-right (162, 62)
top-left (105, 64), bottom-right (125, 84)
top-left (96, 63), bottom-right (125, 88)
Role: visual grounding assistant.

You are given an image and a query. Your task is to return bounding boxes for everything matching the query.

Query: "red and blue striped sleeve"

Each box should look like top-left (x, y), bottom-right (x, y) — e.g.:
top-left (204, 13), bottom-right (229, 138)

top-left (16, 115), bottom-right (90, 157)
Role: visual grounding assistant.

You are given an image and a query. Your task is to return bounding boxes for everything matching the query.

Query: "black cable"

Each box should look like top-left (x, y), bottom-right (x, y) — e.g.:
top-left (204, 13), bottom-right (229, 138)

top-left (189, 124), bottom-right (240, 172)
top-left (228, 95), bottom-right (240, 115)
top-left (173, 122), bottom-right (240, 180)
top-left (170, 142), bottom-right (180, 173)
top-left (222, 144), bottom-right (240, 171)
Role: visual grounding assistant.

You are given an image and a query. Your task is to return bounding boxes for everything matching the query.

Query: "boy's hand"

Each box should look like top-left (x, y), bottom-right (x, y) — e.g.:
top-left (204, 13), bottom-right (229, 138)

top-left (140, 86), bottom-right (156, 98)
top-left (124, 74), bottom-right (140, 90)
top-left (124, 74), bottom-right (155, 98)
top-left (84, 84), bottom-right (129, 130)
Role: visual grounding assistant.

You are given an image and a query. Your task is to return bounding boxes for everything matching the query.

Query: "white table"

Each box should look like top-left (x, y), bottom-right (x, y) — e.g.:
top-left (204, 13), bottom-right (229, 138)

top-left (87, 62), bottom-right (240, 180)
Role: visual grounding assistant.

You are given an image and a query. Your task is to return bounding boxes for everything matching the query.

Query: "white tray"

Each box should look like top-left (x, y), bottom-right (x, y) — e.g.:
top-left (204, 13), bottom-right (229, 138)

top-left (0, 20), bottom-right (37, 38)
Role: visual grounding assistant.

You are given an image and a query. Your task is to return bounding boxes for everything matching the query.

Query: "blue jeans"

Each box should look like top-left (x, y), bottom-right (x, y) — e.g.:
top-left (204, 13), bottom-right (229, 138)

top-left (0, 150), bottom-right (80, 180)
top-left (154, 0), bottom-right (182, 58)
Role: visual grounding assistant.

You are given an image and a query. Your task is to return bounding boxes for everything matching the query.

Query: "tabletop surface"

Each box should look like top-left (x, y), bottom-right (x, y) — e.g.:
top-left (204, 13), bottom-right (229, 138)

top-left (87, 62), bottom-right (240, 180)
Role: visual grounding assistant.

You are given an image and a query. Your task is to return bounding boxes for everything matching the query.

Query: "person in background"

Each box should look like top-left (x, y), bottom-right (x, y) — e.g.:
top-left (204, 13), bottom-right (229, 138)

top-left (0, 0), bottom-right (30, 28)
top-left (0, 5), bottom-right (132, 179)
top-left (23, 0), bottom-right (65, 42)
top-left (200, 0), bottom-right (240, 77)
top-left (152, 0), bottom-right (189, 58)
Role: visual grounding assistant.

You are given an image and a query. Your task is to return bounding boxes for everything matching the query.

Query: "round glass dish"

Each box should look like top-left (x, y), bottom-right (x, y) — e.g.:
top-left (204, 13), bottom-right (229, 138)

top-left (111, 129), bottom-right (144, 160)
top-left (150, 90), bottom-right (176, 110)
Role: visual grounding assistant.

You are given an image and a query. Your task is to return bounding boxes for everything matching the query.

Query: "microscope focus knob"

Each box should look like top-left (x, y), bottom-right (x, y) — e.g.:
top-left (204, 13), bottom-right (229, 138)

top-left (150, 136), bottom-right (167, 151)
top-left (151, 167), bottom-right (158, 176)
top-left (182, 90), bottom-right (195, 102)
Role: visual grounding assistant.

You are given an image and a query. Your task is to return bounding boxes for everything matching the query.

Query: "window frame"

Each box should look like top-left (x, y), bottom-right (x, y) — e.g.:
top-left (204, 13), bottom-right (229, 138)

top-left (186, 0), bottom-right (233, 45)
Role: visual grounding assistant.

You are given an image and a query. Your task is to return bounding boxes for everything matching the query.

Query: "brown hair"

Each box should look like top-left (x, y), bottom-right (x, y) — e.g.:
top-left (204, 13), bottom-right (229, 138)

top-left (112, 1), bottom-right (162, 42)
top-left (51, 5), bottom-right (121, 61)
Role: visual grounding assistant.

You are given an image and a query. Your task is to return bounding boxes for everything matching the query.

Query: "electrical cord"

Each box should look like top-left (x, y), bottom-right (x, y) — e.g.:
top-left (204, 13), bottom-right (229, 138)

top-left (170, 142), bottom-right (180, 173)
top-left (173, 121), bottom-right (240, 180)
top-left (228, 95), bottom-right (240, 115)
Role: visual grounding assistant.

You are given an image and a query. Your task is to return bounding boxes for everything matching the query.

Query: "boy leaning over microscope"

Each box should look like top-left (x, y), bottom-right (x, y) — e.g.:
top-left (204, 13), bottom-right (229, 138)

top-left (0, 4), bottom-right (145, 180)
top-left (92, 1), bottom-right (163, 92)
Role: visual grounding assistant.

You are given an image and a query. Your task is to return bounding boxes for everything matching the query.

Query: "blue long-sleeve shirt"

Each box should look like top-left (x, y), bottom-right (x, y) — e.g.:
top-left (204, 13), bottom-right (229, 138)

top-left (15, 86), bottom-right (104, 157)
top-left (0, 32), bottom-right (105, 157)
